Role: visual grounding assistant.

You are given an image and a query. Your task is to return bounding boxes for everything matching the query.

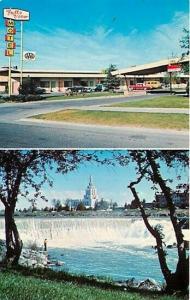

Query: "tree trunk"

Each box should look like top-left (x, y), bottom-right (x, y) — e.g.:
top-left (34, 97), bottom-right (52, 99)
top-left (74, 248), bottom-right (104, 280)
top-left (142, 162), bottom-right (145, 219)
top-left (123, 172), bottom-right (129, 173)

top-left (146, 152), bottom-right (189, 293)
top-left (165, 257), bottom-right (189, 293)
top-left (4, 206), bottom-right (23, 266)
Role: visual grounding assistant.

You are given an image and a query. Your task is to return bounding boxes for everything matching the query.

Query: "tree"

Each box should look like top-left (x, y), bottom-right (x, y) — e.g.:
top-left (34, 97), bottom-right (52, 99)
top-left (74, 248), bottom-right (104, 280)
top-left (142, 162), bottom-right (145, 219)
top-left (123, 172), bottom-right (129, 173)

top-left (180, 28), bottom-right (189, 74)
top-left (76, 202), bottom-right (86, 211)
top-left (103, 64), bottom-right (120, 90)
top-left (95, 198), bottom-right (109, 210)
top-left (18, 77), bottom-right (37, 95)
top-left (0, 150), bottom-right (89, 266)
top-left (52, 199), bottom-right (62, 211)
top-left (130, 199), bottom-right (139, 209)
top-left (116, 150), bottom-right (189, 293)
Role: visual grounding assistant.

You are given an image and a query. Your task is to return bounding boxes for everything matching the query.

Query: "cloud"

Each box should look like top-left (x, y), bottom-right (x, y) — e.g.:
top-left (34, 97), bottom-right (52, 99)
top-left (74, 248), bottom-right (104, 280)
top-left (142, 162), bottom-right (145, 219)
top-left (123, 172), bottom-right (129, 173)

top-left (0, 11), bottom-right (188, 70)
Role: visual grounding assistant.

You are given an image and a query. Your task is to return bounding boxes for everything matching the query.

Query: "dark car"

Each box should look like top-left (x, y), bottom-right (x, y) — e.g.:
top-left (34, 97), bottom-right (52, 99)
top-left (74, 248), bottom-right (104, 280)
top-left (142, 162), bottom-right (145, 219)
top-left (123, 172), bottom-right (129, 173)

top-left (66, 86), bottom-right (88, 93)
top-left (34, 87), bottom-right (46, 95)
top-left (94, 84), bottom-right (108, 92)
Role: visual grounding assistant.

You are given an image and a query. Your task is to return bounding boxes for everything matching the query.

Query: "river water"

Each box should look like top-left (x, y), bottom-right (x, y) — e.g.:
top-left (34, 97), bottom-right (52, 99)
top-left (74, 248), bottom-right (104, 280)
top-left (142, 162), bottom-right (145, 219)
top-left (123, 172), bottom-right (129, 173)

top-left (0, 217), bottom-right (178, 282)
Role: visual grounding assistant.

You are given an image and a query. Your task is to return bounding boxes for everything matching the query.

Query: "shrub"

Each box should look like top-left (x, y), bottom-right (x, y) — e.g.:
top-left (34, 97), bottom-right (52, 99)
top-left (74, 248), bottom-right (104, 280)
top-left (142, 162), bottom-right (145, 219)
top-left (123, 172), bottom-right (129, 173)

top-left (2, 95), bottom-right (46, 102)
top-left (27, 241), bottom-right (41, 251)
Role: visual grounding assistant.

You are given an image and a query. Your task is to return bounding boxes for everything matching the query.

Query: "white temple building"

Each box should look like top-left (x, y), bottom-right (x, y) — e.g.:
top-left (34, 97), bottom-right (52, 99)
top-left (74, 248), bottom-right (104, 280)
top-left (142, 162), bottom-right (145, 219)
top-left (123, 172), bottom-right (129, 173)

top-left (82, 176), bottom-right (98, 208)
top-left (66, 176), bottom-right (98, 210)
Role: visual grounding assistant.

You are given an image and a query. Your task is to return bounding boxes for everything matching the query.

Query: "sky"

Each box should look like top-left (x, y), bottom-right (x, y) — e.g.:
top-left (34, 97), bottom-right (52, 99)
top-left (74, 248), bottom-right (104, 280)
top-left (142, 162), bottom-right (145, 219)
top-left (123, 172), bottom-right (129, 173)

top-left (0, 151), bottom-right (188, 210)
top-left (0, 0), bottom-right (189, 70)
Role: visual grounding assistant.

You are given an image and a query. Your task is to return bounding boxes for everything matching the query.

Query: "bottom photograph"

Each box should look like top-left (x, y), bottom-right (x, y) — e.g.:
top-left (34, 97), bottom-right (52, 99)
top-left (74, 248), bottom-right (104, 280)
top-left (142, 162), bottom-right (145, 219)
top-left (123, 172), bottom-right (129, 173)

top-left (0, 150), bottom-right (189, 300)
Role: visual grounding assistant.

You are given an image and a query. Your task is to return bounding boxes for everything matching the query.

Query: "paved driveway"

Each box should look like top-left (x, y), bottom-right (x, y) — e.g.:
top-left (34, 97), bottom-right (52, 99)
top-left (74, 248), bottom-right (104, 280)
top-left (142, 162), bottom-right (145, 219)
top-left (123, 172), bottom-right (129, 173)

top-left (0, 95), bottom-right (188, 148)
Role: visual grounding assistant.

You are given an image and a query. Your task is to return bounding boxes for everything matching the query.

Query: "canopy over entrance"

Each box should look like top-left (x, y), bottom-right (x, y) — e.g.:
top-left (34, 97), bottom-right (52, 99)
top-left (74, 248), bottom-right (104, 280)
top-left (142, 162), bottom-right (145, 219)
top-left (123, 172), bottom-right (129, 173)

top-left (112, 56), bottom-right (190, 76)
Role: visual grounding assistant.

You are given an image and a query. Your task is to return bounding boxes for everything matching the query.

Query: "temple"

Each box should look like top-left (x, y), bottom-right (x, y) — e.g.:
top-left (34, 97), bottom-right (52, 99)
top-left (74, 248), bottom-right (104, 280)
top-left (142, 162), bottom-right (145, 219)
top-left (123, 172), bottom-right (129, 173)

top-left (66, 176), bottom-right (98, 210)
top-left (83, 176), bottom-right (98, 208)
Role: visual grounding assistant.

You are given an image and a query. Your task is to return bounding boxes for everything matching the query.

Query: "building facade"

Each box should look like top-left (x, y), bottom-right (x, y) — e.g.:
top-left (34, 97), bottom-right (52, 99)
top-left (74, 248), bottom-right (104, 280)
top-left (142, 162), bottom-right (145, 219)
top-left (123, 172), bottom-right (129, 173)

top-left (82, 176), bottom-right (98, 208)
top-left (65, 176), bottom-right (98, 210)
top-left (155, 192), bottom-right (189, 208)
top-left (0, 68), bottom-right (106, 94)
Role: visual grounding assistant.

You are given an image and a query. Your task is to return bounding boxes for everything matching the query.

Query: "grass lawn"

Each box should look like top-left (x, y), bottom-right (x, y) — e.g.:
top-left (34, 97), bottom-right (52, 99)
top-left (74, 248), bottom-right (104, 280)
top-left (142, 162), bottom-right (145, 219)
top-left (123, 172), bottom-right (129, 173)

top-left (46, 92), bottom-right (118, 101)
top-left (110, 96), bottom-right (189, 109)
top-left (0, 272), bottom-right (186, 300)
top-left (32, 110), bottom-right (188, 130)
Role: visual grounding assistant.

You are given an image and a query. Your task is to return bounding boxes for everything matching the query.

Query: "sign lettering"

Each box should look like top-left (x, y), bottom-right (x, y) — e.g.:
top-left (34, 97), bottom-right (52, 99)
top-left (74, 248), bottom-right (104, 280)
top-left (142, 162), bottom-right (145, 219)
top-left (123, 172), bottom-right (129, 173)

top-left (4, 9), bottom-right (30, 21)
top-left (167, 64), bottom-right (181, 72)
top-left (7, 42), bottom-right (16, 49)
top-left (23, 51), bottom-right (36, 61)
top-left (5, 35), bottom-right (14, 42)
top-left (5, 19), bottom-right (15, 27)
top-left (5, 49), bottom-right (14, 56)
top-left (7, 27), bottom-right (16, 34)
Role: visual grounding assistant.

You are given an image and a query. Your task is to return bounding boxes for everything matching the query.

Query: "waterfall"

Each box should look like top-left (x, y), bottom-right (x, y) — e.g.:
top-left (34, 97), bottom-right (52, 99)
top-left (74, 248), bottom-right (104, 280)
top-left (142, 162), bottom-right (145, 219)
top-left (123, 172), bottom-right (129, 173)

top-left (0, 217), bottom-right (175, 249)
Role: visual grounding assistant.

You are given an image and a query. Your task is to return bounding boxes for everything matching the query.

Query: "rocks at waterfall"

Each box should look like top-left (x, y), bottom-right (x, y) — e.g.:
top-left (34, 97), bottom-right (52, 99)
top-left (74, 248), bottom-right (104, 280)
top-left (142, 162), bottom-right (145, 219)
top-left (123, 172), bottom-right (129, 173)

top-left (0, 239), bottom-right (48, 268)
top-left (0, 239), bottom-right (65, 269)
top-left (19, 249), bottom-right (48, 268)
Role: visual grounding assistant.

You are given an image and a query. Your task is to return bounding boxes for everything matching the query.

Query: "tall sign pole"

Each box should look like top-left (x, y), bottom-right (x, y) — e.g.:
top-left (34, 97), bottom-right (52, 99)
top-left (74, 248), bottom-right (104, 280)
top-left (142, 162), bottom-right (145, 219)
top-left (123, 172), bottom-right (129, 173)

top-left (4, 18), bottom-right (16, 97)
top-left (8, 56), bottom-right (12, 96)
top-left (3, 9), bottom-right (30, 93)
top-left (20, 20), bottom-right (24, 86)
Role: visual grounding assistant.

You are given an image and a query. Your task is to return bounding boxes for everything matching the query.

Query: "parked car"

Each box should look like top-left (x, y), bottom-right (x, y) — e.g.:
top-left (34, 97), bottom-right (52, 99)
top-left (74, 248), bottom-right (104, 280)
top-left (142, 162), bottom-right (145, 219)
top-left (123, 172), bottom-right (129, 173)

top-left (144, 81), bottom-right (162, 89)
top-left (34, 87), bottom-right (46, 95)
top-left (94, 84), bottom-right (108, 92)
top-left (113, 87), bottom-right (125, 93)
top-left (129, 83), bottom-right (147, 90)
top-left (65, 86), bottom-right (88, 94)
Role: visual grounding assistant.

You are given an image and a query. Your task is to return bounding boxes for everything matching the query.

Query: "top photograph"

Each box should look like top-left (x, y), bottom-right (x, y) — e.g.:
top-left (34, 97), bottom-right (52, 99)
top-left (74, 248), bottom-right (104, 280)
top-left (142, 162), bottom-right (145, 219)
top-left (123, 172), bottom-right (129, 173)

top-left (0, 0), bottom-right (189, 149)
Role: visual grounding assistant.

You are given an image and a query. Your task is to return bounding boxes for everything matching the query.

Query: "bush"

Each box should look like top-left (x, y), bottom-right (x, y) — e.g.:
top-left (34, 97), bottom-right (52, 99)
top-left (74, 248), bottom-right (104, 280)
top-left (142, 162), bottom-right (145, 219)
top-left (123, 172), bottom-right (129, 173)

top-left (2, 95), bottom-right (46, 102)
top-left (27, 241), bottom-right (41, 251)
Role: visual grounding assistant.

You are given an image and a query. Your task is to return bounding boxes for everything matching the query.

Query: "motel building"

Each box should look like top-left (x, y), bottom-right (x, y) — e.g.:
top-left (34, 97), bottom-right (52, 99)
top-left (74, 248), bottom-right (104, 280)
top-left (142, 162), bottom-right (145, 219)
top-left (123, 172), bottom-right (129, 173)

top-left (0, 57), bottom-right (189, 95)
top-left (0, 68), bottom-right (106, 94)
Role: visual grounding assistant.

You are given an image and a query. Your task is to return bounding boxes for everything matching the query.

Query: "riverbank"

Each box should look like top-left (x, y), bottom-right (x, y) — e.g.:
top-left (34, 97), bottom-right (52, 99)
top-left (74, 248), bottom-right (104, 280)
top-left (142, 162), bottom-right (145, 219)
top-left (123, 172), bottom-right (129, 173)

top-left (0, 208), bottom-right (188, 218)
top-left (0, 268), bottom-right (188, 300)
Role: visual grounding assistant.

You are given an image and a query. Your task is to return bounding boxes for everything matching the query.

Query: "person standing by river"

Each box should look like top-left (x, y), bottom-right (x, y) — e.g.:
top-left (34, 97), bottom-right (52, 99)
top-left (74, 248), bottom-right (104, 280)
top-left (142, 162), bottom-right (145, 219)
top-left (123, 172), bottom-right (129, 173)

top-left (44, 239), bottom-right (48, 251)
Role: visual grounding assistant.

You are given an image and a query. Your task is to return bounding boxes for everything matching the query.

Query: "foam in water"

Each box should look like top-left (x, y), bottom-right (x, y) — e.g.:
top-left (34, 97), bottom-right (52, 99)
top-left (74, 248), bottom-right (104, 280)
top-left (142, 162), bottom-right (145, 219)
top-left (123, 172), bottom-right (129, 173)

top-left (0, 217), bottom-right (176, 249)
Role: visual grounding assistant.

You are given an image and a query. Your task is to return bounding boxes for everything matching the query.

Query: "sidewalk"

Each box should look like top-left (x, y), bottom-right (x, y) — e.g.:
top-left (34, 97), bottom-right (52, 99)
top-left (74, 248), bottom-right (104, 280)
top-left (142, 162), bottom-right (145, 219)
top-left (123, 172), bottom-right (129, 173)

top-left (76, 106), bottom-right (189, 114)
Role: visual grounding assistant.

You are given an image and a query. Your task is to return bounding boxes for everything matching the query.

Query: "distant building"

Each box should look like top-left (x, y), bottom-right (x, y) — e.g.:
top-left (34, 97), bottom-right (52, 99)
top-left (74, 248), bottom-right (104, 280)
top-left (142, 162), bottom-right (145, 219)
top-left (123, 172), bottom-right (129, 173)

top-left (82, 176), bottom-right (98, 208)
top-left (65, 176), bottom-right (98, 210)
top-left (65, 199), bottom-right (81, 210)
top-left (155, 192), bottom-right (189, 208)
top-left (143, 202), bottom-right (154, 209)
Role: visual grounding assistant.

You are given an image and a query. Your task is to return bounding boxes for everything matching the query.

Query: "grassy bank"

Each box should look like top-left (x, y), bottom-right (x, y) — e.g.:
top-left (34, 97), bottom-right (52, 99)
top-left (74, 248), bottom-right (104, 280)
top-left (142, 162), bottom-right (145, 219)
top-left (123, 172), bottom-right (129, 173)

top-left (0, 270), bottom-right (187, 300)
top-left (32, 110), bottom-right (188, 130)
top-left (110, 96), bottom-right (189, 109)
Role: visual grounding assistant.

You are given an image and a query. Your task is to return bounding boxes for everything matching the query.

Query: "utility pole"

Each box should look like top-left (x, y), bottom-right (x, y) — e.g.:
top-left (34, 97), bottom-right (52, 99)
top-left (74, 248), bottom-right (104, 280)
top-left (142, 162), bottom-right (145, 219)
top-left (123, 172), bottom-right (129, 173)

top-left (169, 72), bottom-right (172, 95)
top-left (8, 56), bottom-right (12, 96)
top-left (20, 20), bottom-right (24, 87)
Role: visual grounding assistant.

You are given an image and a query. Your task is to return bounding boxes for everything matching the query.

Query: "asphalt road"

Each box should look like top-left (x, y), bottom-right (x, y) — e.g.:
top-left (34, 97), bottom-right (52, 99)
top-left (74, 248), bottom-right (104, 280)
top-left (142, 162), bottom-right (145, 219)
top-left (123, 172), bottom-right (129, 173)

top-left (0, 95), bottom-right (188, 149)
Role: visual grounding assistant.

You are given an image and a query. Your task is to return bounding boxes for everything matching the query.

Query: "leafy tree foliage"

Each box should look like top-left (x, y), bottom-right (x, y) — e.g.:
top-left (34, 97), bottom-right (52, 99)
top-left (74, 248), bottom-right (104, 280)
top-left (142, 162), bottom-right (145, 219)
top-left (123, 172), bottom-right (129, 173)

top-left (103, 64), bottom-right (120, 90)
top-left (180, 28), bottom-right (189, 74)
top-left (94, 198), bottom-right (109, 210)
top-left (115, 150), bottom-right (189, 293)
top-left (18, 78), bottom-right (37, 95)
top-left (0, 150), bottom-right (91, 265)
top-left (76, 202), bottom-right (86, 211)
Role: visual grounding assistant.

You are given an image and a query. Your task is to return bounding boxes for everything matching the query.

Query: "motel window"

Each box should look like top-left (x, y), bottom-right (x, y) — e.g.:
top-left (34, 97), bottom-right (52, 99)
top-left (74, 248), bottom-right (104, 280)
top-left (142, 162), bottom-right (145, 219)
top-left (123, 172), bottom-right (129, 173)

top-left (64, 81), bottom-right (72, 87)
top-left (89, 81), bottom-right (94, 87)
top-left (81, 81), bottom-right (88, 87)
top-left (40, 81), bottom-right (50, 88)
top-left (51, 81), bottom-right (56, 88)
